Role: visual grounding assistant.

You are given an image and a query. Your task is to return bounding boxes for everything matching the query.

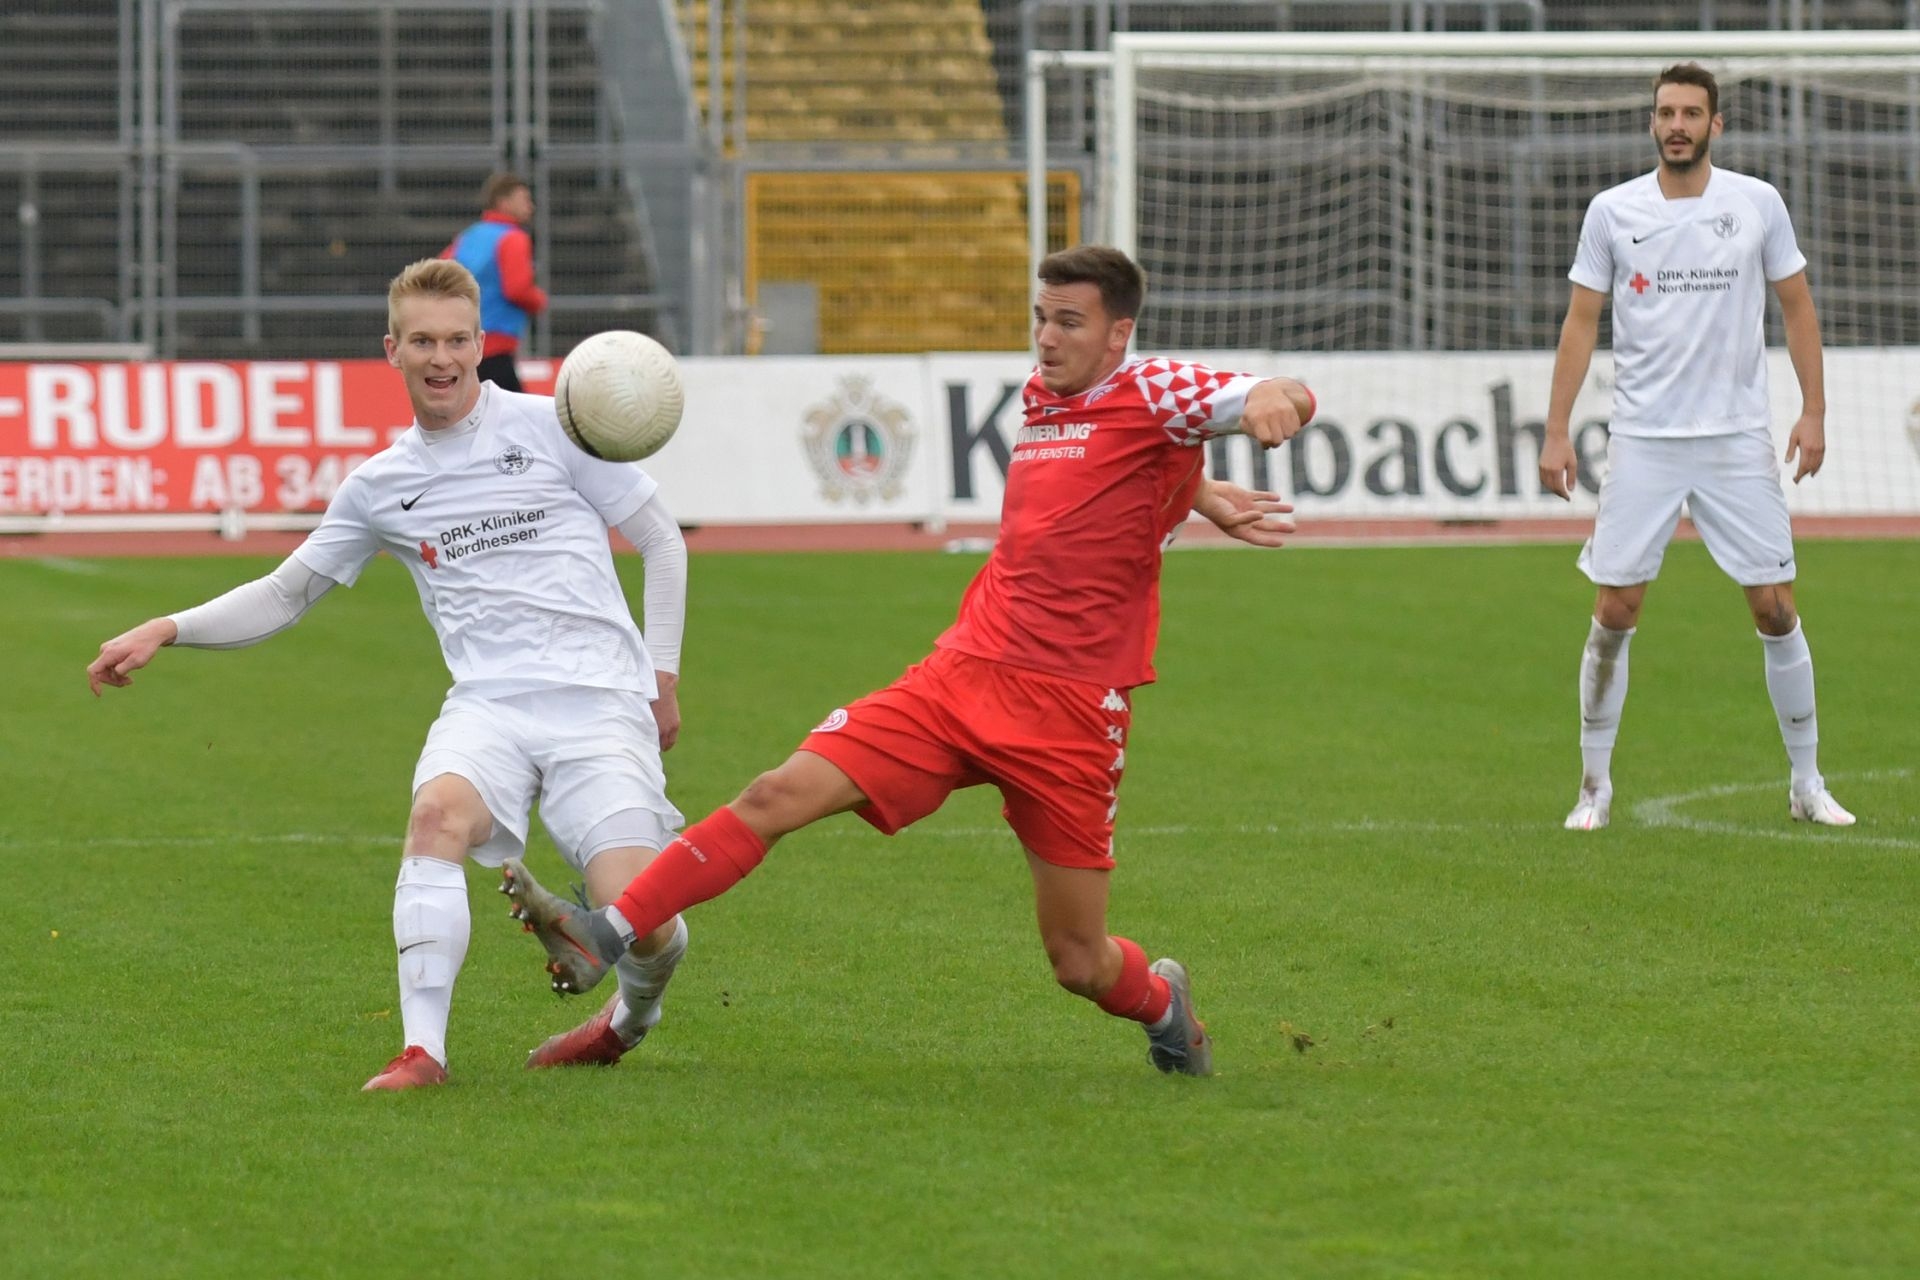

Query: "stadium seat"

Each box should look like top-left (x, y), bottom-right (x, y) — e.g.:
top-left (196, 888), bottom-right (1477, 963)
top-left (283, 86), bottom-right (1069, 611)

top-left (679, 0), bottom-right (1068, 351)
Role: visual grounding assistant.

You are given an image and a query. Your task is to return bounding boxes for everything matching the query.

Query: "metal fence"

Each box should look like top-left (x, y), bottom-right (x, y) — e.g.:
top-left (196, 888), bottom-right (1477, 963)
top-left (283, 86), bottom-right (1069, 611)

top-left (8, 0), bottom-right (1920, 358)
top-left (0, 0), bottom-right (716, 357)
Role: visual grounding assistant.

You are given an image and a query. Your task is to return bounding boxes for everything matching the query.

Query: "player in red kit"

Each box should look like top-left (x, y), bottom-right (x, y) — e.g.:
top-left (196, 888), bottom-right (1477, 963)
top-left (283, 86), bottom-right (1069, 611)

top-left (501, 245), bottom-right (1313, 1075)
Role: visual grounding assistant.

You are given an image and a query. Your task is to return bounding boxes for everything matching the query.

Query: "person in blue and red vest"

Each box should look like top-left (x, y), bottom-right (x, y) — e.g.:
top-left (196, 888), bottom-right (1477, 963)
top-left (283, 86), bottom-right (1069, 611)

top-left (441, 172), bottom-right (549, 392)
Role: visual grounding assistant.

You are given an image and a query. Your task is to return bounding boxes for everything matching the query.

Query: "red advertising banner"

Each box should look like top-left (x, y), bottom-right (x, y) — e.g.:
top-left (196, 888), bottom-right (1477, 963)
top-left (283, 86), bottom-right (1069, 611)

top-left (0, 359), bottom-right (552, 516)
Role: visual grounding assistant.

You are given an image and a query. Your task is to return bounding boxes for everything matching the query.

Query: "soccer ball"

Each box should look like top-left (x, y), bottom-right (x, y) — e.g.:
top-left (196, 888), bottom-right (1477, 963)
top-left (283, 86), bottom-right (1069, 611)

top-left (553, 330), bottom-right (685, 461)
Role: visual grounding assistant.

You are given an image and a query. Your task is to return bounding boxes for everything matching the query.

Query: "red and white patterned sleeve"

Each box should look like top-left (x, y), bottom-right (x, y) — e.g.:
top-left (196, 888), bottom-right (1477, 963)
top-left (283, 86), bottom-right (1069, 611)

top-left (1128, 358), bottom-right (1269, 444)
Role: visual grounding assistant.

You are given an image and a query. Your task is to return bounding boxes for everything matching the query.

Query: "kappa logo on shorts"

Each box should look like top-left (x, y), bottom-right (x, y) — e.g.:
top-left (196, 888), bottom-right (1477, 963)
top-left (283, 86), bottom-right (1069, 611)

top-left (814, 708), bottom-right (850, 733)
top-left (1100, 689), bottom-right (1128, 713)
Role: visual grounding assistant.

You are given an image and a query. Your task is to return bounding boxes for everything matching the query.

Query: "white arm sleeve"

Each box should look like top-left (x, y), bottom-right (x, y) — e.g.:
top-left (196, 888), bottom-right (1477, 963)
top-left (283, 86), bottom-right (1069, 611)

top-left (1761, 182), bottom-right (1809, 281)
top-left (614, 493), bottom-right (687, 676)
top-left (167, 555), bottom-right (337, 650)
top-left (1568, 197), bottom-right (1615, 293)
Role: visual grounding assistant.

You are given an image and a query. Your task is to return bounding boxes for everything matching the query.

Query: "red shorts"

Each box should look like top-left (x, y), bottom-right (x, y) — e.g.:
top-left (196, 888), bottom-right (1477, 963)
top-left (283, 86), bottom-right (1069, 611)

top-left (799, 646), bottom-right (1132, 870)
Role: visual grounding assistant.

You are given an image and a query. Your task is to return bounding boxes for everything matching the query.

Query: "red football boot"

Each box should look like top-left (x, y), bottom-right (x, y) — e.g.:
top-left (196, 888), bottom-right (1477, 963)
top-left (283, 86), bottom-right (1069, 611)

top-left (362, 1045), bottom-right (449, 1091)
top-left (525, 993), bottom-right (636, 1069)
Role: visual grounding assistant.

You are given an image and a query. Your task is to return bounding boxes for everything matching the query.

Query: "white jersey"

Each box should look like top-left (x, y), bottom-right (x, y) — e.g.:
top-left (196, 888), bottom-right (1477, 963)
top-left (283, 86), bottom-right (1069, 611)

top-left (1569, 167), bottom-right (1807, 437)
top-left (293, 382), bottom-right (662, 698)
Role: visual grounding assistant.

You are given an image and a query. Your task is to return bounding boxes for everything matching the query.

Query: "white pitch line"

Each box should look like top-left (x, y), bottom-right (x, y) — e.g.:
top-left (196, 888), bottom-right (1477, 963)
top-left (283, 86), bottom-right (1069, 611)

top-left (8, 773), bottom-right (1910, 854)
top-left (1632, 768), bottom-right (1918, 850)
top-left (28, 556), bottom-right (107, 575)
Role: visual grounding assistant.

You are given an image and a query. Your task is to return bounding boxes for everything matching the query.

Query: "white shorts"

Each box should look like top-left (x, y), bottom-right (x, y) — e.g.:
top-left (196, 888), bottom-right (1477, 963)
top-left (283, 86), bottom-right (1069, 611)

top-left (1577, 429), bottom-right (1796, 588)
top-left (411, 685), bottom-right (683, 872)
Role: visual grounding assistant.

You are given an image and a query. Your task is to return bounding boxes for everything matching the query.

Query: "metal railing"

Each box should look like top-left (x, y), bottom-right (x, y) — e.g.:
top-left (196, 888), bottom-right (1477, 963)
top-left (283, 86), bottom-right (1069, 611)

top-left (0, 0), bottom-right (711, 356)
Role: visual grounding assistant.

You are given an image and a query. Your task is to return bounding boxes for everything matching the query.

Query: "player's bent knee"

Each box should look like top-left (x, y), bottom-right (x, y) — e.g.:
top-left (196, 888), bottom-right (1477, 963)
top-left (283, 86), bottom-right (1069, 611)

top-left (733, 756), bottom-right (862, 835)
top-left (1042, 937), bottom-right (1108, 999)
top-left (1747, 585), bottom-right (1797, 635)
top-left (733, 770), bottom-right (801, 829)
top-left (405, 787), bottom-right (490, 857)
top-left (1593, 588), bottom-right (1645, 632)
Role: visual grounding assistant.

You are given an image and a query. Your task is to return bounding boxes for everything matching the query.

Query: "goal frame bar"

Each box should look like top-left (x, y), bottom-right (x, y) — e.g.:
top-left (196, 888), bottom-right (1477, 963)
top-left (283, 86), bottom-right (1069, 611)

top-left (1027, 29), bottom-right (1920, 284)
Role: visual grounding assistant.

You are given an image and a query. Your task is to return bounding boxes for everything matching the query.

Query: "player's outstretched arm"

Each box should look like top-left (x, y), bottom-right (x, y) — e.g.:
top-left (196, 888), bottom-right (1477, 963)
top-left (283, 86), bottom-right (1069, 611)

top-left (1240, 377), bottom-right (1315, 448)
top-left (87, 617), bottom-right (178, 696)
top-left (1542, 285), bottom-right (1606, 500)
top-left (86, 555), bottom-right (337, 696)
top-left (1193, 479), bottom-right (1296, 548)
top-left (1774, 271), bottom-right (1828, 483)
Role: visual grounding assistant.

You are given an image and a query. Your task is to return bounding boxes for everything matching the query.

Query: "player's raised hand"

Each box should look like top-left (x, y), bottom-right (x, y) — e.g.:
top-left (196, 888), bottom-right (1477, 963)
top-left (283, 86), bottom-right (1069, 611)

top-left (1240, 378), bottom-right (1311, 448)
top-left (1538, 433), bottom-right (1579, 501)
top-left (651, 671), bottom-right (681, 751)
top-left (1784, 412), bottom-right (1827, 483)
top-left (86, 618), bottom-right (176, 697)
top-left (1193, 479), bottom-right (1296, 547)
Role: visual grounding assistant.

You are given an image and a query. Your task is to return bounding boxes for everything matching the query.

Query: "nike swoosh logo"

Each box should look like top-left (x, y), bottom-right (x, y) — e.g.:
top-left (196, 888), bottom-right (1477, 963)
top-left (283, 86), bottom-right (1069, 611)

top-left (400, 486), bottom-right (434, 511)
top-left (1789, 713), bottom-right (1812, 725)
top-left (398, 941), bottom-right (429, 954)
top-left (1630, 227), bottom-right (1675, 244)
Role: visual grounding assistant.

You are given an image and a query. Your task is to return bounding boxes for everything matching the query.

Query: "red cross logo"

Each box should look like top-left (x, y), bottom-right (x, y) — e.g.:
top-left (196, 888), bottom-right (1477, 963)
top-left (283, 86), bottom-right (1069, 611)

top-left (1629, 272), bottom-right (1651, 295)
top-left (418, 540), bottom-right (439, 569)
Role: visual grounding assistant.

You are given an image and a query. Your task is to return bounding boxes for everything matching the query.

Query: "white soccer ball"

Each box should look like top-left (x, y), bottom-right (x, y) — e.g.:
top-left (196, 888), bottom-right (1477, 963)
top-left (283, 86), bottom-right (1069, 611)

top-left (553, 330), bottom-right (685, 462)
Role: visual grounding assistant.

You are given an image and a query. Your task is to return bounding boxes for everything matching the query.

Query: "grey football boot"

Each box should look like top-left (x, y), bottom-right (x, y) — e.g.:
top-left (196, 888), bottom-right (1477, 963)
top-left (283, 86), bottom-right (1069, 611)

top-left (1145, 958), bottom-right (1215, 1077)
top-left (499, 857), bottom-right (627, 996)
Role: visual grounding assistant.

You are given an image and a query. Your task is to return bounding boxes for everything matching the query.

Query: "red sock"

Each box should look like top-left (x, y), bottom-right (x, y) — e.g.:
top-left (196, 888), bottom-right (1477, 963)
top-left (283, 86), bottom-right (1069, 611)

top-left (612, 806), bottom-right (768, 938)
top-left (1096, 936), bottom-right (1172, 1025)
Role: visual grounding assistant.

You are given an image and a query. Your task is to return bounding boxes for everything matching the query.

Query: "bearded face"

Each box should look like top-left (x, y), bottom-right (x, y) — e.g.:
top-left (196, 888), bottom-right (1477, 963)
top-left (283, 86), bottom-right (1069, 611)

top-left (1650, 83), bottom-right (1721, 173)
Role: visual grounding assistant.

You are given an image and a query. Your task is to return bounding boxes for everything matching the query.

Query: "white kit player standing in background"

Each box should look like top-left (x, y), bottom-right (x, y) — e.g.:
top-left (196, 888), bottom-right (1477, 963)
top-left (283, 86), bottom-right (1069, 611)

top-left (1540, 61), bottom-right (1854, 832)
top-left (87, 258), bottom-right (696, 1090)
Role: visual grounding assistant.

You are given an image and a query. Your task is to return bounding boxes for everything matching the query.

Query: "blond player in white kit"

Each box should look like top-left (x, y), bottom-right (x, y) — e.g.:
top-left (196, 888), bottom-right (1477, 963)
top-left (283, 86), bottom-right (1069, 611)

top-left (87, 258), bottom-right (694, 1089)
top-left (1541, 62), bottom-right (1854, 832)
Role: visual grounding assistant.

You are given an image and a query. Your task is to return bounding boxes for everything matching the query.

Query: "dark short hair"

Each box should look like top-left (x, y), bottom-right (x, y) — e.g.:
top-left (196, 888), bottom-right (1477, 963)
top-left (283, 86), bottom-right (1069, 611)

top-left (481, 172), bottom-right (529, 211)
top-left (1654, 62), bottom-right (1719, 117)
top-left (1037, 245), bottom-right (1146, 320)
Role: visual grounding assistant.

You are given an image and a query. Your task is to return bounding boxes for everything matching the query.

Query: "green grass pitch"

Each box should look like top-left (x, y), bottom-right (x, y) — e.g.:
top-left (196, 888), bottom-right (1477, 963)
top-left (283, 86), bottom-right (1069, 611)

top-left (3, 539), bottom-right (1917, 1278)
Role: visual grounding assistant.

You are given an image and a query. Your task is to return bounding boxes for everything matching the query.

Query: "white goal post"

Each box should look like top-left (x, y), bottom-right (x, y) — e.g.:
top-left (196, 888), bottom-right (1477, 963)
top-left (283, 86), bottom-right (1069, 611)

top-left (1024, 30), bottom-right (1920, 521)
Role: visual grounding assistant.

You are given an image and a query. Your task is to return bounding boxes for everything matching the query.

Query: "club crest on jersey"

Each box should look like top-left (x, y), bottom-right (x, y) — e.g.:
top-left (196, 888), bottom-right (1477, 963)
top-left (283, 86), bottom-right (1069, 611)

top-left (801, 375), bottom-right (916, 505)
top-left (813, 708), bottom-right (850, 733)
top-left (1711, 212), bottom-right (1740, 240)
top-left (494, 446), bottom-right (532, 476)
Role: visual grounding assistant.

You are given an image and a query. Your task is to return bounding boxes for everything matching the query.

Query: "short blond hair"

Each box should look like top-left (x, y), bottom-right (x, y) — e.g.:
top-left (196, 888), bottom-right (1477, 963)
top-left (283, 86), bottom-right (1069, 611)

top-left (387, 258), bottom-right (481, 339)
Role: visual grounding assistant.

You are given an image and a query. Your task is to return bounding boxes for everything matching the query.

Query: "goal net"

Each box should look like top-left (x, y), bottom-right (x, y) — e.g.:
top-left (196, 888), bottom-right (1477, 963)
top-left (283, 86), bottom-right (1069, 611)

top-left (1028, 32), bottom-right (1920, 520)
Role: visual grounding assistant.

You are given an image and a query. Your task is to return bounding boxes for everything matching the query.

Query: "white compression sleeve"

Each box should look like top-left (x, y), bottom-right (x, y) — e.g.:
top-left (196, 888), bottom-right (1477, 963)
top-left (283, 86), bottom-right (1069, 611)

top-left (614, 495), bottom-right (687, 676)
top-left (167, 555), bottom-right (337, 649)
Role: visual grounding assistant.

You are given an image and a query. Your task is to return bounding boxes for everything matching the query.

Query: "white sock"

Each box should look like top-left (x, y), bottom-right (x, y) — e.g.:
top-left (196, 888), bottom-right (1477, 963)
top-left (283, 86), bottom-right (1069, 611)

top-left (1760, 621), bottom-right (1822, 790)
top-left (392, 856), bottom-right (470, 1067)
top-left (1578, 619), bottom-right (1634, 791)
top-left (604, 905), bottom-right (637, 947)
top-left (610, 914), bottom-right (688, 1045)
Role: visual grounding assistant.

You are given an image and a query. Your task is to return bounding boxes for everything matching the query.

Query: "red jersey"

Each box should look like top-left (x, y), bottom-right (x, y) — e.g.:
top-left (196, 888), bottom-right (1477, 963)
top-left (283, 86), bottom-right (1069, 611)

top-left (439, 211), bottom-right (548, 357)
top-left (936, 357), bottom-right (1269, 689)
